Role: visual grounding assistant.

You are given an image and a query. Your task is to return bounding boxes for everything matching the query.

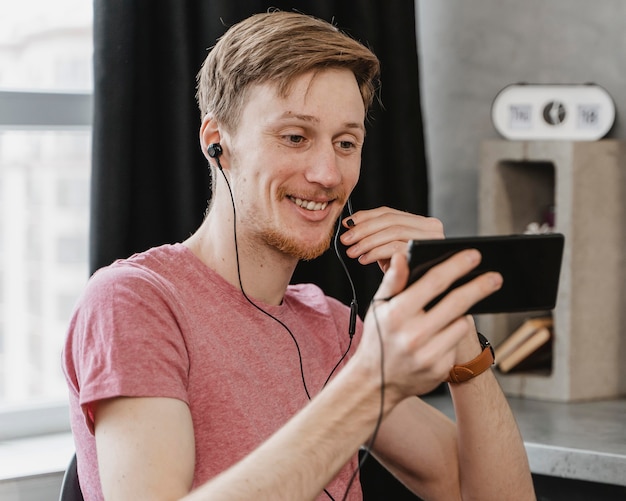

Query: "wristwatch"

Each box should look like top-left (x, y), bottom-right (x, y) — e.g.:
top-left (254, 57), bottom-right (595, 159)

top-left (446, 332), bottom-right (495, 384)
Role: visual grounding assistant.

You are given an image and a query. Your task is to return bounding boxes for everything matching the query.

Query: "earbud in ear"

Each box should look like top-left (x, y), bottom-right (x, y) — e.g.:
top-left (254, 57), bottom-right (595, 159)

top-left (207, 143), bottom-right (223, 158)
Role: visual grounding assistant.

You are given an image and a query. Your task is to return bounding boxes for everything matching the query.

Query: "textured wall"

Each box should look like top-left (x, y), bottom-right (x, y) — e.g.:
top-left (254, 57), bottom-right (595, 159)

top-left (416, 0), bottom-right (626, 235)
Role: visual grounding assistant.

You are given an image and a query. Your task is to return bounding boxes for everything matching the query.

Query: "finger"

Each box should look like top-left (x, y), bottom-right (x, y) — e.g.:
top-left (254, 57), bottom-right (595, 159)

top-left (342, 207), bottom-right (443, 239)
top-left (341, 211), bottom-right (444, 260)
top-left (344, 206), bottom-right (435, 229)
top-left (410, 270), bottom-right (502, 344)
top-left (371, 252), bottom-right (409, 302)
top-left (353, 240), bottom-right (410, 266)
top-left (427, 270), bottom-right (502, 325)
top-left (344, 227), bottom-right (444, 263)
top-left (343, 215), bottom-right (443, 244)
top-left (393, 249), bottom-right (486, 314)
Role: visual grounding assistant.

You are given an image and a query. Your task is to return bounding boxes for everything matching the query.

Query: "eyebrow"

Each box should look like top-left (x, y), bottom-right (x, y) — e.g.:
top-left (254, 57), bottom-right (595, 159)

top-left (276, 112), bottom-right (366, 133)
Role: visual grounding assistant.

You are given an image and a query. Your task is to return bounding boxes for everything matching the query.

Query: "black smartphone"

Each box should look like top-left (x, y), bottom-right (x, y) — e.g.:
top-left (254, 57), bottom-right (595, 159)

top-left (405, 233), bottom-right (565, 314)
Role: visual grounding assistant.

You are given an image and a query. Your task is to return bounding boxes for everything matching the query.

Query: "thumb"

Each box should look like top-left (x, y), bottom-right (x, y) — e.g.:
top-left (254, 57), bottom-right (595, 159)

top-left (374, 252), bottom-right (409, 302)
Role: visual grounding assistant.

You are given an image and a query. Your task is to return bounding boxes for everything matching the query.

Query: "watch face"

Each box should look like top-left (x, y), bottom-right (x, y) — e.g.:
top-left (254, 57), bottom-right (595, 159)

top-left (478, 332), bottom-right (495, 361)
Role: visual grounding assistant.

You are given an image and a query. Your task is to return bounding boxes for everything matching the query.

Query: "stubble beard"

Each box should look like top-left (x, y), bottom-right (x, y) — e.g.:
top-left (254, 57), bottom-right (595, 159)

top-left (262, 222), bottom-right (338, 261)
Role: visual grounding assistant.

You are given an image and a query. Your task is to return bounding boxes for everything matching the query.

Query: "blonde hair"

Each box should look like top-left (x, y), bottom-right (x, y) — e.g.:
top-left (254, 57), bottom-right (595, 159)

top-left (196, 11), bottom-right (381, 131)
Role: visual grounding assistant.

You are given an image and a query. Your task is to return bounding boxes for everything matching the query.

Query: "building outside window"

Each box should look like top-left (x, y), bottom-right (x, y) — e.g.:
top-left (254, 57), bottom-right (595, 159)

top-left (0, 0), bottom-right (92, 438)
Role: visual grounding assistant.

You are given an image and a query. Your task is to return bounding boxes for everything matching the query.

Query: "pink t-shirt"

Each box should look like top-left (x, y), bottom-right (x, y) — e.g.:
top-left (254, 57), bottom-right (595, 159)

top-left (63, 243), bottom-right (364, 500)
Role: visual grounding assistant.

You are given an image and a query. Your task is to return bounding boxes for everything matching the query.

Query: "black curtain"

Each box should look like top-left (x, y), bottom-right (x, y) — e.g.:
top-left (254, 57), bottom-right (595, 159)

top-left (91, 1), bottom-right (427, 499)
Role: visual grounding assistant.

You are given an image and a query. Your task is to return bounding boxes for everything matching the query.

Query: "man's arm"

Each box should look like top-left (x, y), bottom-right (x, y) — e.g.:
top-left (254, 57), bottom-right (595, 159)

top-left (448, 357), bottom-right (535, 500)
top-left (342, 207), bottom-right (535, 500)
top-left (95, 373), bottom-right (385, 501)
top-left (95, 397), bottom-right (196, 500)
top-left (369, 397), bottom-right (463, 500)
top-left (95, 363), bottom-right (391, 501)
top-left (371, 372), bottom-right (535, 501)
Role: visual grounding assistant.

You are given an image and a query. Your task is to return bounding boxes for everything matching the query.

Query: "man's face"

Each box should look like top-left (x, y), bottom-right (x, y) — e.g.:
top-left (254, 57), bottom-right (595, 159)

top-left (224, 68), bottom-right (365, 261)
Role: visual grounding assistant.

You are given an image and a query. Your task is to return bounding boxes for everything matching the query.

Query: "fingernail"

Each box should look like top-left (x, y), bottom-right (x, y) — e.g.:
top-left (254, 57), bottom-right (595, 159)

top-left (491, 272), bottom-right (503, 288)
top-left (342, 232), bottom-right (354, 244)
top-left (466, 249), bottom-right (481, 263)
top-left (346, 218), bottom-right (355, 227)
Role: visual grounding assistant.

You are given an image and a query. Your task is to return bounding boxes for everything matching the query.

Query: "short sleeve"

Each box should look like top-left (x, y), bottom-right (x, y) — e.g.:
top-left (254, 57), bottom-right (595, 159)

top-left (64, 262), bottom-right (191, 433)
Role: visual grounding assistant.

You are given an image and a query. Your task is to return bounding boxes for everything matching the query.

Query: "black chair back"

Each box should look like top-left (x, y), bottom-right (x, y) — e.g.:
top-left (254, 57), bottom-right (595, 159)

top-left (59, 453), bottom-right (84, 501)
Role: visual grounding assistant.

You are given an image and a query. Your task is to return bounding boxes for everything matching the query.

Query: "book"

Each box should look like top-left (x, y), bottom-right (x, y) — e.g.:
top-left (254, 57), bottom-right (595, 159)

top-left (494, 316), bottom-right (553, 362)
top-left (497, 326), bottom-right (553, 373)
top-left (505, 336), bottom-right (553, 373)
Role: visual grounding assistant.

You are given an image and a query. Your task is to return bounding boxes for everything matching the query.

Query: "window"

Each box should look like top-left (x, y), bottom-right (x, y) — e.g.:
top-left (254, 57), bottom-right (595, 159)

top-left (0, 0), bottom-right (92, 439)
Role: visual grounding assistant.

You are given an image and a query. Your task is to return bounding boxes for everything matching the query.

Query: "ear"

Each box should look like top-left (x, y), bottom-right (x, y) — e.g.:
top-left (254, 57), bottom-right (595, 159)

top-left (199, 115), bottom-right (221, 161)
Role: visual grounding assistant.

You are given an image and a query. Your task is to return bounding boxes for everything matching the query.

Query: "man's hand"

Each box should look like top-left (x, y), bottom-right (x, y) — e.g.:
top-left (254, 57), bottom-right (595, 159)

top-left (353, 249), bottom-right (503, 404)
top-left (340, 206), bottom-right (444, 272)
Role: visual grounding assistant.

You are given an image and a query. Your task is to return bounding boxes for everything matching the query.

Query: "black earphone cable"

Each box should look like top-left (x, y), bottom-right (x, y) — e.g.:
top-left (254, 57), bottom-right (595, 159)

top-left (213, 151), bottom-right (384, 501)
top-left (216, 157), bottom-right (350, 500)
top-left (217, 161), bottom-right (315, 398)
top-left (321, 201), bottom-right (358, 388)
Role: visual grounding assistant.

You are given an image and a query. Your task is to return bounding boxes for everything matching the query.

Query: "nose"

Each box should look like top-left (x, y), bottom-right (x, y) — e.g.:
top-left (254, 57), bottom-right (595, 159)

top-left (304, 143), bottom-right (342, 188)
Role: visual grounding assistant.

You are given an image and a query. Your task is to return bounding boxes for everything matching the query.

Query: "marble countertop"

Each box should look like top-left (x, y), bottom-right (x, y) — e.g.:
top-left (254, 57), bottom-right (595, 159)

top-left (424, 394), bottom-right (626, 486)
top-left (3, 396), bottom-right (624, 488)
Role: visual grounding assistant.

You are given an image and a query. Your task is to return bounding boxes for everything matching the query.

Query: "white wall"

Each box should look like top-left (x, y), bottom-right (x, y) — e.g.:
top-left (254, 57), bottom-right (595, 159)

top-left (416, 0), bottom-right (626, 235)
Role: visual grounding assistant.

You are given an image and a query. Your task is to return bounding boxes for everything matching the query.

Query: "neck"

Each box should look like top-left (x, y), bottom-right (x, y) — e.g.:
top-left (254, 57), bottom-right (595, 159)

top-left (184, 199), bottom-right (298, 306)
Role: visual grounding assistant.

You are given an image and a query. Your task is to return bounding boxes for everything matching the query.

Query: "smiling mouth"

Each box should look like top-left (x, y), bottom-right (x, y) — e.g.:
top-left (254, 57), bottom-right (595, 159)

top-left (289, 196), bottom-right (329, 211)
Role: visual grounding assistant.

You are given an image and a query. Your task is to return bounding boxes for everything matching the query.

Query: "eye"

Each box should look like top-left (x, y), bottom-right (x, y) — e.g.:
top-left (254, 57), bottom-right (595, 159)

top-left (336, 136), bottom-right (363, 153)
top-left (338, 140), bottom-right (356, 150)
top-left (286, 134), bottom-right (305, 144)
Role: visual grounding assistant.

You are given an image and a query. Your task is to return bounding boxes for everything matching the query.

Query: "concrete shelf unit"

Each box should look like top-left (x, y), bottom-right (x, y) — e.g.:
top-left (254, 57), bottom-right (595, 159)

top-left (477, 140), bottom-right (626, 402)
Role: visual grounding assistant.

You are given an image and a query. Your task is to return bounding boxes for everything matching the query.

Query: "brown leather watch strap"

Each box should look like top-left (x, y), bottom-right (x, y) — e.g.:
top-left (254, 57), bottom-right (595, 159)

top-left (446, 333), bottom-right (495, 384)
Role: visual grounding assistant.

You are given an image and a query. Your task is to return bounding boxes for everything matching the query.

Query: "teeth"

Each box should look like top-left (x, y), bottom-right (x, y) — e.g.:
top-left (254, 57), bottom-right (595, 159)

top-left (290, 197), bottom-right (328, 211)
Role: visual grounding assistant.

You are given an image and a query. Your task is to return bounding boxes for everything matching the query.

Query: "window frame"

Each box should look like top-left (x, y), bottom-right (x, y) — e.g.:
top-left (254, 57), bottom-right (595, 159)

top-left (0, 88), bottom-right (92, 439)
top-left (0, 90), bottom-right (92, 128)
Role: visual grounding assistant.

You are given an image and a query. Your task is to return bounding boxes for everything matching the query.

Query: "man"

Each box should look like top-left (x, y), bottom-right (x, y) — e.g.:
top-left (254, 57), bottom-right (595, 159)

top-left (63, 11), bottom-right (535, 501)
